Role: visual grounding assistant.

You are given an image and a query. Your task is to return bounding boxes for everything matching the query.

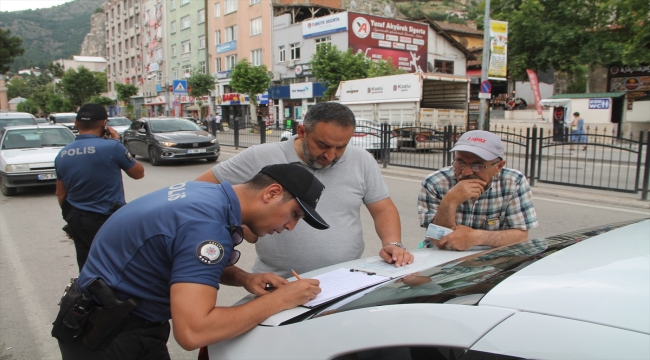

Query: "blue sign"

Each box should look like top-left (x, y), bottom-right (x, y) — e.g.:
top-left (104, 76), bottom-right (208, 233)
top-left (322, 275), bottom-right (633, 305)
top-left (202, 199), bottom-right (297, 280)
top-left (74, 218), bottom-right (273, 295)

top-left (216, 70), bottom-right (232, 80)
top-left (155, 84), bottom-right (163, 93)
top-left (216, 41), bottom-right (237, 54)
top-left (480, 80), bottom-right (492, 93)
top-left (173, 80), bottom-right (188, 95)
top-left (589, 98), bottom-right (610, 109)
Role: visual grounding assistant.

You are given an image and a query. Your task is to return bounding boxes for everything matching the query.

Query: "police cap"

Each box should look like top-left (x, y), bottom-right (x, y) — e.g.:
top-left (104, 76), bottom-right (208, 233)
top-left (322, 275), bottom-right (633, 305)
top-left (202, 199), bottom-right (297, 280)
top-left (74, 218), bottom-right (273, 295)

top-left (76, 104), bottom-right (108, 121)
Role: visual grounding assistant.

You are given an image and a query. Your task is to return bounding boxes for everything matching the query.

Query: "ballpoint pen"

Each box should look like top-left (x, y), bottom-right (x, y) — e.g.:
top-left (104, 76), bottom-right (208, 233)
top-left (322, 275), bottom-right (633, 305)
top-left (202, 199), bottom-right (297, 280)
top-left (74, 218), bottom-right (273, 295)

top-left (290, 268), bottom-right (302, 280)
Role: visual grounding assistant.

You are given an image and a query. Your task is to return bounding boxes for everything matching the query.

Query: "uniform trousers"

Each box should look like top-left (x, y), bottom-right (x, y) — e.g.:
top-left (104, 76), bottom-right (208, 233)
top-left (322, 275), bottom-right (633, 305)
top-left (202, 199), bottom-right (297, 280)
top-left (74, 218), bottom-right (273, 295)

top-left (65, 209), bottom-right (110, 272)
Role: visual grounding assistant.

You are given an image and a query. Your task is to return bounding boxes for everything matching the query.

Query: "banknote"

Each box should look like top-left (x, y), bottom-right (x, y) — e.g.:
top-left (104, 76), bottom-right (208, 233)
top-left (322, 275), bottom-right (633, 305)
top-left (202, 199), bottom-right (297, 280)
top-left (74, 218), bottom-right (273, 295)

top-left (425, 223), bottom-right (454, 240)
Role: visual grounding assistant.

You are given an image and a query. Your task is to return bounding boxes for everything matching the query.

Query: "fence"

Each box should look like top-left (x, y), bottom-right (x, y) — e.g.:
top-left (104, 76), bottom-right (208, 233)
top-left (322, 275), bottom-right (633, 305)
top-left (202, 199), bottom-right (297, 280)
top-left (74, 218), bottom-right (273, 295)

top-left (212, 120), bottom-right (650, 200)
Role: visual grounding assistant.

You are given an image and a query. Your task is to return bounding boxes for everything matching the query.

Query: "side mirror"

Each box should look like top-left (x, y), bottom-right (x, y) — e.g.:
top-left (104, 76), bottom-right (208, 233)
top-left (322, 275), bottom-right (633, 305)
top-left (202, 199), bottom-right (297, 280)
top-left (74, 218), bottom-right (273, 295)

top-left (137, 128), bottom-right (146, 134)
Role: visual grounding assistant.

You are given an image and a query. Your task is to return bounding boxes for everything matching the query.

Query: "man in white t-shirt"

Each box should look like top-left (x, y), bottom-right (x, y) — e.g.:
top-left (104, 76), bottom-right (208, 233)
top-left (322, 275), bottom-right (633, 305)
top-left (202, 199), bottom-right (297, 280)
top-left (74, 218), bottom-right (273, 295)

top-left (215, 113), bottom-right (222, 132)
top-left (196, 102), bottom-right (413, 278)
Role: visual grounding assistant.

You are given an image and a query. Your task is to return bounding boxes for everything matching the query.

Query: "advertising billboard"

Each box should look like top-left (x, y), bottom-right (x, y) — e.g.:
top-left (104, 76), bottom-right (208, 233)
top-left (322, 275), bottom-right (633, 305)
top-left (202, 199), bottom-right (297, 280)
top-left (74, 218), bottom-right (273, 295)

top-left (337, 73), bottom-right (422, 103)
top-left (488, 20), bottom-right (508, 81)
top-left (303, 12), bottom-right (348, 39)
top-left (348, 12), bottom-right (427, 73)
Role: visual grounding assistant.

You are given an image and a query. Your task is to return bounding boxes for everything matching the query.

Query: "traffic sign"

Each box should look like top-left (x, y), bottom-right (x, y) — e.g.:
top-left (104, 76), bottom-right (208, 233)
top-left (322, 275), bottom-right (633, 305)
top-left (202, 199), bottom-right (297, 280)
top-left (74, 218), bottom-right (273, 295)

top-left (478, 92), bottom-right (491, 99)
top-left (173, 79), bottom-right (188, 95)
top-left (480, 80), bottom-right (492, 93)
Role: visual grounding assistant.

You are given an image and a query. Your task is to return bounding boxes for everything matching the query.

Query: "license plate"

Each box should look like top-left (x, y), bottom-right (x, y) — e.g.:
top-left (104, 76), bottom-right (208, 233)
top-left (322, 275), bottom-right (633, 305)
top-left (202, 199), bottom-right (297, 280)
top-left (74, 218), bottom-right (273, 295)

top-left (38, 173), bottom-right (56, 180)
top-left (186, 148), bottom-right (206, 154)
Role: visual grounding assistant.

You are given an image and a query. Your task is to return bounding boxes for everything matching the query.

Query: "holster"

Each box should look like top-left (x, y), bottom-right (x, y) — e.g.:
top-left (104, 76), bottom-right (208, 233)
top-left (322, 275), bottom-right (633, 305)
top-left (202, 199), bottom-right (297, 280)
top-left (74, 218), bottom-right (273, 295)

top-left (81, 277), bottom-right (141, 350)
top-left (52, 279), bottom-right (94, 342)
top-left (61, 198), bottom-right (71, 220)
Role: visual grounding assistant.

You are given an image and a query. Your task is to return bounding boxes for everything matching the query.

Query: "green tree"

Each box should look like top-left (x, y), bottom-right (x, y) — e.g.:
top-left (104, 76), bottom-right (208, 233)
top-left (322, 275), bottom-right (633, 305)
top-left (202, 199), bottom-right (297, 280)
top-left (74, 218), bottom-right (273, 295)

top-left (16, 99), bottom-right (38, 115)
top-left (48, 62), bottom-right (65, 78)
top-left (31, 83), bottom-right (56, 113)
top-left (60, 66), bottom-right (105, 108)
top-left (115, 83), bottom-right (139, 118)
top-left (7, 78), bottom-right (31, 99)
top-left (89, 95), bottom-right (115, 107)
top-left (229, 59), bottom-right (271, 122)
top-left (367, 57), bottom-right (406, 78)
top-left (187, 70), bottom-right (216, 119)
top-left (0, 29), bottom-right (25, 74)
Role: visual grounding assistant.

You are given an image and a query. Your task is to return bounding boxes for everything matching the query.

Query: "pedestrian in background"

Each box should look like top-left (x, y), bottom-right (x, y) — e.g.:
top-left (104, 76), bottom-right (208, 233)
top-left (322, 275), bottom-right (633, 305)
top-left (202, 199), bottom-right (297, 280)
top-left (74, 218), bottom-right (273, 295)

top-left (569, 112), bottom-right (587, 151)
top-left (216, 113), bottom-right (223, 132)
top-left (55, 104), bottom-right (145, 272)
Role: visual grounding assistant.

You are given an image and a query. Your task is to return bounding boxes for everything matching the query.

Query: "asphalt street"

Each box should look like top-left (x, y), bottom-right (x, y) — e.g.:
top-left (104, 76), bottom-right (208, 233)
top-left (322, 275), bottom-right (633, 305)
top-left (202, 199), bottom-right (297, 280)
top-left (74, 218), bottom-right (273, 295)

top-left (0, 147), bottom-right (648, 360)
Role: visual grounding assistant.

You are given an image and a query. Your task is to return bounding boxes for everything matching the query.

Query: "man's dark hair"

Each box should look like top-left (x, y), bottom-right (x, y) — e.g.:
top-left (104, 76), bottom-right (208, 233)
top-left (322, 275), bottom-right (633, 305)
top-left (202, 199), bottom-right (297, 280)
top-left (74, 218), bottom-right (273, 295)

top-left (573, 112), bottom-right (580, 116)
top-left (303, 102), bottom-right (356, 133)
top-left (245, 173), bottom-right (294, 202)
top-left (76, 120), bottom-right (104, 131)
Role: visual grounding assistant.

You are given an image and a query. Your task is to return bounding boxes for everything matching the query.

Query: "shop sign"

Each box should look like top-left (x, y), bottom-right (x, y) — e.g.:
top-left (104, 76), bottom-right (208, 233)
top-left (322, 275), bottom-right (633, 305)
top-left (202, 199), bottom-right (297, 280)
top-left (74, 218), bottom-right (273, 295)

top-left (290, 82), bottom-right (313, 99)
top-left (348, 12), bottom-right (427, 74)
top-left (303, 12), bottom-right (348, 39)
top-left (216, 41), bottom-right (237, 54)
top-left (145, 95), bottom-right (166, 105)
top-left (217, 70), bottom-right (232, 80)
top-left (337, 73), bottom-right (420, 103)
top-left (221, 93), bottom-right (250, 105)
top-left (589, 98), bottom-right (610, 109)
top-left (149, 62), bottom-right (160, 72)
top-left (294, 64), bottom-right (312, 77)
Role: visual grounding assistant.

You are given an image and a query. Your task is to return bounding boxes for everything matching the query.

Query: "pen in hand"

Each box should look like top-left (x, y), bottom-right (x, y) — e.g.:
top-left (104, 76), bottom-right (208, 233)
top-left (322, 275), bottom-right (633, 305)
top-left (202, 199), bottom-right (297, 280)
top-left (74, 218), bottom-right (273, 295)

top-left (290, 268), bottom-right (302, 280)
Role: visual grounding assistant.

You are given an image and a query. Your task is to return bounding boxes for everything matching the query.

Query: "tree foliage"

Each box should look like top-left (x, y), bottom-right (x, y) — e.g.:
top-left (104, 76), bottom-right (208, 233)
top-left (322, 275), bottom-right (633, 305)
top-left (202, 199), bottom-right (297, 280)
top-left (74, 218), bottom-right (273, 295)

top-left (90, 95), bottom-right (115, 107)
top-left (48, 62), bottom-right (65, 78)
top-left (310, 44), bottom-right (405, 100)
top-left (115, 83), bottom-right (139, 102)
top-left (230, 59), bottom-right (271, 122)
top-left (16, 99), bottom-right (38, 115)
top-left (187, 71), bottom-right (216, 98)
top-left (60, 66), bottom-right (105, 108)
top-left (0, 29), bottom-right (25, 74)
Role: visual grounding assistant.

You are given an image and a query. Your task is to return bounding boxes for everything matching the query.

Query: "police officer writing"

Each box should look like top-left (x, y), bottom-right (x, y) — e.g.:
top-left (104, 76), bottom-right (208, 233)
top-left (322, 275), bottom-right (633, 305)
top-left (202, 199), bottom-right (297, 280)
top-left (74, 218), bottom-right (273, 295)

top-left (55, 104), bottom-right (145, 271)
top-left (52, 164), bottom-right (325, 359)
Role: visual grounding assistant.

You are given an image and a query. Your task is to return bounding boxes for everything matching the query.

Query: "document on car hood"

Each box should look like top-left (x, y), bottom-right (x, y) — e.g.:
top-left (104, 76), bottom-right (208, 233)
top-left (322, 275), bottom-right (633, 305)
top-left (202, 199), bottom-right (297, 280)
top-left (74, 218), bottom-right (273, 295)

top-left (302, 268), bottom-right (390, 308)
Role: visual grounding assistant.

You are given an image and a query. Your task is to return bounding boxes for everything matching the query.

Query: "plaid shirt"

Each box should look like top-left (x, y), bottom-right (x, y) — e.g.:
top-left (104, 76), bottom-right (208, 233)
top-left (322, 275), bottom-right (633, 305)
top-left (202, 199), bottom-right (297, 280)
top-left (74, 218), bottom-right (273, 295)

top-left (418, 167), bottom-right (538, 231)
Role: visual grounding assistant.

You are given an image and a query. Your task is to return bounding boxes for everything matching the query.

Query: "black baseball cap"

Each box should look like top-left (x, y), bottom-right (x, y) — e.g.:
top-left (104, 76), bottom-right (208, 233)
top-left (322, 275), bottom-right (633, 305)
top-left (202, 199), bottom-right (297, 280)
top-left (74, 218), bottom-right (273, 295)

top-left (259, 163), bottom-right (329, 230)
top-left (76, 104), bottom-right (108, 121)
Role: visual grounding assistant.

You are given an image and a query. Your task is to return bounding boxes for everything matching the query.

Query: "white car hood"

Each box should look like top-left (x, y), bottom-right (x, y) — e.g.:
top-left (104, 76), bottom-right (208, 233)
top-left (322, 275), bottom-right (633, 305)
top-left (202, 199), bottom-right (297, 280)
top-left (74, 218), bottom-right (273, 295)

top-left (1, 147), bottom-right (62, 166)
top-left (480, 220), bottom-right (650, 334)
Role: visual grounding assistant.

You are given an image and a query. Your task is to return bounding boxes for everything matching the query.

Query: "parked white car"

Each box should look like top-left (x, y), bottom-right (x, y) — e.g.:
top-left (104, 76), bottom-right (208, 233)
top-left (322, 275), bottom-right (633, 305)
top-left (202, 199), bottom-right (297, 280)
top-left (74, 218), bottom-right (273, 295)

top-left (0, 125), bottom-right (75, 196)
top-left (107, 117), bottom-right (133, 140)
top-left (205, 219), bottom-right (650, 360)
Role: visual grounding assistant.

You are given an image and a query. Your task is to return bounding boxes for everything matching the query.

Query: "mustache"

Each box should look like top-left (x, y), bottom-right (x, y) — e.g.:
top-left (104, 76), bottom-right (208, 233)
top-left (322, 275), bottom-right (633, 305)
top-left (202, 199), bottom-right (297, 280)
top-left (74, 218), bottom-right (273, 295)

top-left (458, 174), bottom-right (481, 181)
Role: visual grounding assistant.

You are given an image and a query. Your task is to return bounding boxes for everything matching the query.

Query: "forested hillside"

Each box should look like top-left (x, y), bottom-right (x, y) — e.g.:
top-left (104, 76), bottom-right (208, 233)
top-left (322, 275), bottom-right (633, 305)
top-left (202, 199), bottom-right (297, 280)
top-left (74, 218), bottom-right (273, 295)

top-left (0, 0), bottom-right (105, 71)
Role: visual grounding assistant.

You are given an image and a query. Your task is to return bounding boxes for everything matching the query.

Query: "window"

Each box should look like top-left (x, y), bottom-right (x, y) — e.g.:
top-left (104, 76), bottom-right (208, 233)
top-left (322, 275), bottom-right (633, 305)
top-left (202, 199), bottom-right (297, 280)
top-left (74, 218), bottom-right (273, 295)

top-left (250, 17), bottom-right (262, 36)
top-left (182, 64), bottom-right (191, 77)
top-left (214, 2), bottom-right (220, 17)
top-left (315, 36), bottom-right (331, 48)
top-left (170, 21), bottom-right (177, 34)
top-left (157, 71), bottom-right (163, 84)
top-left (199, 61), bottom-right (206, 74)
top-left (172, 67), bottom-right (178, 79)
top-left (118, 42), bottom-right (122, 53)
top-left (250, 49), bottom-right (262, 66)
top-left (181, 16), bottom-right (190, 30)
top-left (249, 0), bottom-right (260, 4)
top-left (225, 25), bottom-right (237, 42)
top-left (180, 0), bottom-right (189, 6)
top-left (290, 43), bottom-right (300, 60)
top-left (125, 38), bottom-right (129, 49)
top-left (171, 44), bottom-right (177, 57)
top-left (126, 58), bottom-right (130, 68)
top-left (225, 0), bottom-right (237, 14)
top-left (199, 35), bottom-right (206, 49)
top-left (182, 40), bottom-right (191, 53)
top-left (215, 57), bottom-right (221, 72)
top-left (214, 30), bottom-right (221, 45)
top-left (278, 45), bottom-right (285, 62)
top-left (434, 60), bottom-right (454, 74)
top-left (198, 9), bottom-right (205, 24)
top-left (226, 55), bottom-right (237, 70)
top-left (130, 37), bottom-right (134, 48)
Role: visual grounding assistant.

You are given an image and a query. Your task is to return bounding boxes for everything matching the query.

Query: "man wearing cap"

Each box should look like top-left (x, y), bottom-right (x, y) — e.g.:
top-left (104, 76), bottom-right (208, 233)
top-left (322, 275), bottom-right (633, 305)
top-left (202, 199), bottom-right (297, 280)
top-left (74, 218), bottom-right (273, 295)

top-left (418, 130), bottom-right (538, 251)
top-left (55, 104), bottom-right (145, 271)
top-left (54, 164), bottom-right (326, 358)
top-left (196, 102), bottom-right (413, 279)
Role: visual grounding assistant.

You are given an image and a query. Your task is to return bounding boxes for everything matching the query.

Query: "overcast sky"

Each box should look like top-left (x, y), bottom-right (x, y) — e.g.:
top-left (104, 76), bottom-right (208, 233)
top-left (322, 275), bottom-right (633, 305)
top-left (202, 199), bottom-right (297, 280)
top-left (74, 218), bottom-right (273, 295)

top-left (0, 0), bottom-right (75, 13)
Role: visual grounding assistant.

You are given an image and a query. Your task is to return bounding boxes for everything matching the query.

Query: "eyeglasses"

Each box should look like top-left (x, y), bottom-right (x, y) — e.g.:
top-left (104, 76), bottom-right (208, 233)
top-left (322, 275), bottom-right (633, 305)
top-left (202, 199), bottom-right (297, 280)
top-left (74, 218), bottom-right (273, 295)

top-left (227, 225), bottom-right (244, 266)
top-left (452, 159), bottom-right (501, 173)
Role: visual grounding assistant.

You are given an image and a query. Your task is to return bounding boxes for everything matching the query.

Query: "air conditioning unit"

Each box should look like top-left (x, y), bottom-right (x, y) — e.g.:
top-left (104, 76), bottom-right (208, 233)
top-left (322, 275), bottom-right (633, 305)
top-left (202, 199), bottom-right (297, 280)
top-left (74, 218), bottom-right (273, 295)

top-left (125, 68), bottom-right (129, 73)
top-left (157, 59), bottom-right (163, 64)
top-left (122, 10), bottom-right (126, 15)
top-left (271, 71), bottom-right (281, 81)
top-left (118, 71), bottom-right (122, 75)
top-left (112, 54), bottom-right (115, 59)
top-left (110, 18), bottom-right (114, 23)
top-left (135, 45), bottom-right (139, 50)
top-left (135, 24), bottom-right (139, 29)
top-left (124, 29), bottom-right (127, 34)
top-left (124, 49), bottom-right (128, 54)
top-left (287, 60), bottom-right (296, 68)
top-left (111, 36), bottom-right (114, 40)
top-left (134, 3), bottom-right (139, 8)
top-left (117, 33), bottom-right (120, 37)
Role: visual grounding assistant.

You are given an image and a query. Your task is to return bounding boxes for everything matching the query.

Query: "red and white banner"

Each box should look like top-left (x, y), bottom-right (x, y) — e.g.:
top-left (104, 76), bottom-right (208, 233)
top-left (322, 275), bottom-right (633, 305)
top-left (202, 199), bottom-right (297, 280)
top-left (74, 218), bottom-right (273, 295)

top-left (527, 69), bottom-right (543, 115)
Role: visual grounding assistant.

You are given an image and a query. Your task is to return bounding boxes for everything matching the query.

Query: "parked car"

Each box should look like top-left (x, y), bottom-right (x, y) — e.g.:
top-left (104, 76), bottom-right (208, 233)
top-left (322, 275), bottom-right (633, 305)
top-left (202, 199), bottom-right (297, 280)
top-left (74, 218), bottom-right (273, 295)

top-left (49, 112), bottom-right (78, 134)
top-left (107, 116), bottom-right (133, 140)
top-left (122, 117), bottom-right (220, 166)
top-left (0, 125), bottom-right (76, 196)
top-left (205, 219), bottom-right (650, 360)
top-left (395, 126), bottom-right (446, 151)
top-left (0, 112), bottom-right (38, 131)
top-left (34, 117), bottom-right (50, 125)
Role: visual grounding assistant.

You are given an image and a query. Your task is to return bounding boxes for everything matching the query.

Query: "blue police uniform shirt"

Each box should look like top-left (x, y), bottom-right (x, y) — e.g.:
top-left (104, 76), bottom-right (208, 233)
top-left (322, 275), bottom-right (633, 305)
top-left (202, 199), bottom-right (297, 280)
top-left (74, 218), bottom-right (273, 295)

top-left (77, 181), bottom-right (241, 322)
top-left (55, 134), bottom-right (136, 214)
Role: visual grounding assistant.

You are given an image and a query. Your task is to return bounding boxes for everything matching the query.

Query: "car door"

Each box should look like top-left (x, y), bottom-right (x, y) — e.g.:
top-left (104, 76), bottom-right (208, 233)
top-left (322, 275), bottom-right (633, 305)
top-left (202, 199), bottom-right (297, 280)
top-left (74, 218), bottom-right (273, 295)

top-left (125, 120), bottom-right (146, 156)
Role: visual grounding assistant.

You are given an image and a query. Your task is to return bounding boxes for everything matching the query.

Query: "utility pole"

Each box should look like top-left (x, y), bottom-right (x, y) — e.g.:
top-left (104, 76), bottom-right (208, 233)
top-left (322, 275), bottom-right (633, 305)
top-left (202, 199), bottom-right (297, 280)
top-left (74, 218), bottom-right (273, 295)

top-left (478, 0), bottom-right (491, 130)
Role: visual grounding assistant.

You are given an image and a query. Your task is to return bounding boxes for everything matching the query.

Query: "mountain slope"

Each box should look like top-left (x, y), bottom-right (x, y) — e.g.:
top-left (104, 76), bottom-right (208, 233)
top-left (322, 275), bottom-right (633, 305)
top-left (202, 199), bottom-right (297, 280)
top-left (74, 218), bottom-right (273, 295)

top-left (0, 0), bottom-right (106, 72)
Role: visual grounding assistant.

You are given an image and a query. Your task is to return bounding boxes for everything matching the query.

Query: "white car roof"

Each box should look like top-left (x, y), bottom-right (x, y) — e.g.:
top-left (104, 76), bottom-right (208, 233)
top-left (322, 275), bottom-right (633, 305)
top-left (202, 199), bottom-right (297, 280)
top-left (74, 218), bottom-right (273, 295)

top-left (3, 124), bottom-right (69, 131)
top-left (480, 220), bottom-right (650, 334)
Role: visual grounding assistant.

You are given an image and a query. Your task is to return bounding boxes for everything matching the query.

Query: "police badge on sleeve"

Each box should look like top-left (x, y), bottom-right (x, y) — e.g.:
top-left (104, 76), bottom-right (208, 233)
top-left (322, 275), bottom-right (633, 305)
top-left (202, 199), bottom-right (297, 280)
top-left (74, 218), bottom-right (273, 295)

top-left (124, 149), bottom-right (133, 161)
top-left (196, 240), bottom-right (225, 265)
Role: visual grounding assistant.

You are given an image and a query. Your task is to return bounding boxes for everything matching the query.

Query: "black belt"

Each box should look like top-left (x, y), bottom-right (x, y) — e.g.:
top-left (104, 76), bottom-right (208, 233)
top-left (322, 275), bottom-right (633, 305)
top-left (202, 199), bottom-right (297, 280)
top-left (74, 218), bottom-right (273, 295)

top-left (122, 313), bottom-right (168, 330)
top-left (70, 206), bottom-right (112, 221)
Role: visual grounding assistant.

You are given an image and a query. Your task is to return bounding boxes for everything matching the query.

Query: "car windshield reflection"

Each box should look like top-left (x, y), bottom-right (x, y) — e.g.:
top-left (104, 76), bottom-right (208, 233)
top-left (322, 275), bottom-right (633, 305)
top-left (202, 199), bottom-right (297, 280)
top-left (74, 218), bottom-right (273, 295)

top-left (150, 119), bottom-right (200, 133)
top-left (108, 117), bottom-right (132, 126)
top-left (2, 128), bottom-right (76, 149)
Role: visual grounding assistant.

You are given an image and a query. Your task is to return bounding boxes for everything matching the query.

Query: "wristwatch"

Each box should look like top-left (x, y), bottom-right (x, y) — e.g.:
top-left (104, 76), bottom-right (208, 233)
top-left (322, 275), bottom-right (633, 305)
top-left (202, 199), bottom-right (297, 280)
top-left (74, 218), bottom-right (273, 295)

top-left (384, 242), bottom-right (406, 249)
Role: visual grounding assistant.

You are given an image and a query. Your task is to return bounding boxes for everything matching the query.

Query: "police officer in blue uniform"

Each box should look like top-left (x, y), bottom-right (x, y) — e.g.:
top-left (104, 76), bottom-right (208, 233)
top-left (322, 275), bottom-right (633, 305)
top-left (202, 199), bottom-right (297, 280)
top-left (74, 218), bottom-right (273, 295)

top-left (53, 164), bottom-right (327, 359)
top-left (55, 104), bottom-right (145, 271)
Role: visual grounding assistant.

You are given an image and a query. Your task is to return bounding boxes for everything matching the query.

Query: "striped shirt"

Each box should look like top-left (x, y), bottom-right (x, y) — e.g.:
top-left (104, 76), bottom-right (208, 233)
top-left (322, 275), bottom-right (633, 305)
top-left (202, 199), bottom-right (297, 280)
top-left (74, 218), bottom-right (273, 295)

top-left (418, 167), bottom-right (538, 231)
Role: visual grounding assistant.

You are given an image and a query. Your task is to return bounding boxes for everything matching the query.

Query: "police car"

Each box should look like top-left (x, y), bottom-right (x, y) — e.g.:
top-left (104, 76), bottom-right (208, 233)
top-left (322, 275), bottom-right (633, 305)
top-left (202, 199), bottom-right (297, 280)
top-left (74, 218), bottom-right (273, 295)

top-left (0, 125), bottom-right (76, 196)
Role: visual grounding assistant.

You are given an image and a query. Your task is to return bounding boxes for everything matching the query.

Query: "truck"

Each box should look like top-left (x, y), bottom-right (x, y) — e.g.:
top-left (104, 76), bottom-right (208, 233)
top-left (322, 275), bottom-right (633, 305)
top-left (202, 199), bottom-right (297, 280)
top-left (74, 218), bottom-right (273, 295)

top-left (336, 73), bottom-right (470, 150)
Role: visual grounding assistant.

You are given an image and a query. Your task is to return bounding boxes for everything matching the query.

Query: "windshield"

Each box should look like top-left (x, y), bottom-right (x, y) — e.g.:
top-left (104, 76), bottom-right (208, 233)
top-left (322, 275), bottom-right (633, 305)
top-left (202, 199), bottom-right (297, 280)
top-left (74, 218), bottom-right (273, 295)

top-left (0, 117), bottom-right (37, 130)
top-left (2, 128), bottom-right (76, 149)
top-left (149, 119), bottom-right (200, 133)
top-left (55, 116), bottom-right (76, 124)
top-left (108, 117), bottom-right (132, 126)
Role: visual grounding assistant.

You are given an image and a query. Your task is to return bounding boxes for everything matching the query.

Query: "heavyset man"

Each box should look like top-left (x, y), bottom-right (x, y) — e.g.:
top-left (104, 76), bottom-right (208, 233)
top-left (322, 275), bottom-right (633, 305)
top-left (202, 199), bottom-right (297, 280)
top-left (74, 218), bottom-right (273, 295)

top-left (55, 104), bottom-right (145, 271)
top-left (196, 102), bottom-right (413, 278)
top-left (418, 130), bottom-right (538, 251)
top-left (53, 164), bottom-right (326, 359)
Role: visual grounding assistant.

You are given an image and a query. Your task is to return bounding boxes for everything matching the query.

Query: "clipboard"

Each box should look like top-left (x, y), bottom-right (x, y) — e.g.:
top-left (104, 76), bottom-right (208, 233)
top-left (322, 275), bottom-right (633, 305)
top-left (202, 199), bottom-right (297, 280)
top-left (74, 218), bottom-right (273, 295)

top-left (302, 268), bottom-right (391, 308)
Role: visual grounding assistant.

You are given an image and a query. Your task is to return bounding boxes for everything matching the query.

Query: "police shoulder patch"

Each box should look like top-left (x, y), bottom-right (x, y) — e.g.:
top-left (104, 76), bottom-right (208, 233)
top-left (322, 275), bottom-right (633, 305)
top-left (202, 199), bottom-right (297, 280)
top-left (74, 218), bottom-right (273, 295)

top-left (196, 240), bottom-right (225, 265)
top-left (124, 149), bottom-right (133, 161)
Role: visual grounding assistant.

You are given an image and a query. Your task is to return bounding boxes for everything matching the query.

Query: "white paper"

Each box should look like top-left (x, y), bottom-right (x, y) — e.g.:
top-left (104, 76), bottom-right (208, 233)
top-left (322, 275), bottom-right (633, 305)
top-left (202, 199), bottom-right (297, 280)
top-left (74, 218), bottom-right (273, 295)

top-left (303, 268), bottom-right (390, 307)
